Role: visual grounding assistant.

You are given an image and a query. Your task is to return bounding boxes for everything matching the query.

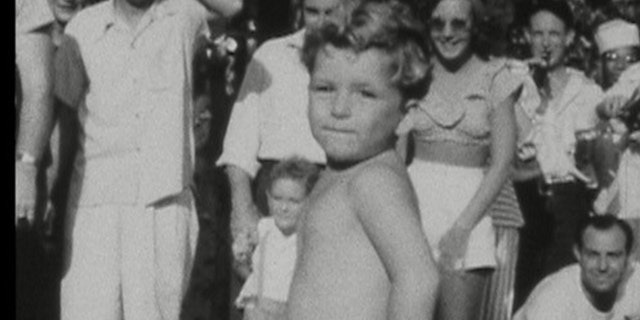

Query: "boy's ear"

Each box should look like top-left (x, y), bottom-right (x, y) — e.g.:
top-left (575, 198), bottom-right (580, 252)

top-left (524, 28), bottom-right (531, 44)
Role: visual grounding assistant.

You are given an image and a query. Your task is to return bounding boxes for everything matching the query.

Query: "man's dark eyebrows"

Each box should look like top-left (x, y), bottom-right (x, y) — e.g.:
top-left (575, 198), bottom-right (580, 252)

top-left (606, 249), bottom-right (626, 256)
top-left (304, 6), bottom-right (320, 13)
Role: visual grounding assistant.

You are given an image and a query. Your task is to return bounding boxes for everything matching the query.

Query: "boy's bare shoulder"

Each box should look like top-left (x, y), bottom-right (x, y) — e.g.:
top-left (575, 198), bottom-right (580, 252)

top-left (346, 152), bottom-right (414, 204)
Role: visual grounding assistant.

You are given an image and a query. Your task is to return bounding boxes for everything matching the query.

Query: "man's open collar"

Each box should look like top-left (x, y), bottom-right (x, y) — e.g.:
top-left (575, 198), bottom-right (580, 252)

top-left (96, 0), bottom-right (180, 38)
top-left (286, 28), bottom-right (307, 50)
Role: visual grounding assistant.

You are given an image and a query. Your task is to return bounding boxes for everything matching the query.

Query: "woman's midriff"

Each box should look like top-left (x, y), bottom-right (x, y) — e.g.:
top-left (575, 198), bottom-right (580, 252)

top-left (413, 140), bottom-right (490, 168)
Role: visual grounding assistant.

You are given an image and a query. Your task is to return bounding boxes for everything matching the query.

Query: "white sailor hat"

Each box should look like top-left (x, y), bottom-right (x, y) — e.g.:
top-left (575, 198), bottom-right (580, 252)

top-left (595, 19), bottom-right (640, 54)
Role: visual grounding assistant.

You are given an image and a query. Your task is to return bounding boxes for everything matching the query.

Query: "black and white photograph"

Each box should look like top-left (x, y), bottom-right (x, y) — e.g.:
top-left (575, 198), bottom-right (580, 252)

top-left (15, 0), bottom-right (640, 319)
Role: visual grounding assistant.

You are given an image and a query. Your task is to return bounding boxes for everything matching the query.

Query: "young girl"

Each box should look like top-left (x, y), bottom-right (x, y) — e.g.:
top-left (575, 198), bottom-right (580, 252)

top-left (235, 157), bottom-right (320, 320)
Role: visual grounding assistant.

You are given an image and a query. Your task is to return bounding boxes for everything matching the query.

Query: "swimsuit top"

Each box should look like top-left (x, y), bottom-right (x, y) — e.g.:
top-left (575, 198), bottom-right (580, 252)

top-left (397, 57), bottom-right (523, 146)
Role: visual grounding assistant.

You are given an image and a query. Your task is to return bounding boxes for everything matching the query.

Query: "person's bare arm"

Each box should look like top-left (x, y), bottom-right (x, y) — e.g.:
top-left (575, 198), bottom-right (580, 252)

top-left (353, 163), bottom-right (439, 320)
top-left (219, 51), bottom-right (269, 242)
top-left (15, 28), bottom-right (55, 227)
top-left (226, 165), bottom-right (261, 240)
top-left (438, 87), bottom-right (518, 269)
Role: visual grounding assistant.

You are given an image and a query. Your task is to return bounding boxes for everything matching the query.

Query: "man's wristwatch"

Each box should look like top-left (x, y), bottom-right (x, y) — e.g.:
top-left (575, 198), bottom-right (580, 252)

top-left (16, 152), bottom-right (38, 165)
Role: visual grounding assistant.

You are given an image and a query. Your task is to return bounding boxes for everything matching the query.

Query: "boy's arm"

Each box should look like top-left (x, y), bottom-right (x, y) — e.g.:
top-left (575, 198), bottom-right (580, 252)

top-left (352, 165), bottom-right (439, 320)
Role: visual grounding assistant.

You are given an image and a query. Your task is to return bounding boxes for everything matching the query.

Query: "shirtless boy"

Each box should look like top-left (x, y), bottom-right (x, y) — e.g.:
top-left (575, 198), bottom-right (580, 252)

top-left (286, 1), bottom-right (440, 319)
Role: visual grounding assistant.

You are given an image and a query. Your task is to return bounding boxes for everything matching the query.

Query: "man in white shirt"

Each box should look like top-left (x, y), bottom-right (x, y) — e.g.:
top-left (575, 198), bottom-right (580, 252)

top-left (514, 214), bottom-right (640, 320)
top-left (513, 2), bottom-right (605, 296)
top-left (15, 0), bottom-right (56, 227)
top-left (54, 0), bottom-right (242, 318)
top-left (217, 0), bottom-right (351, 252)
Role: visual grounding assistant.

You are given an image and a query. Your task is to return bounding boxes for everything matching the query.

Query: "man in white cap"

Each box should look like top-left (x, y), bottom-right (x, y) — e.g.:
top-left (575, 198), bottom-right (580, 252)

top-left (595, 18), bottom-right (640, 90)
top-left (593, 18), bottom-right (640, 262)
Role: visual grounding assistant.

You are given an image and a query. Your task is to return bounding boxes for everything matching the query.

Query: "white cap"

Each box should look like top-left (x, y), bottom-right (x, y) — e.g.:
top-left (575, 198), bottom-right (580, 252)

top-left (595, 19), bottom-right (640, 54)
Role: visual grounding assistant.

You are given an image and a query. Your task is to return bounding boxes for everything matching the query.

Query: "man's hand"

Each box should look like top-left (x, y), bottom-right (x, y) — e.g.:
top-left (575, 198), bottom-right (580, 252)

top-left (598, 95), bottom-right (628, 118)
top-left (230, 203), bottom-right (261, 265)
top-left (15, 162), bottom-right (38, 227)
top-left (599, 87), bottom-right (640, 119)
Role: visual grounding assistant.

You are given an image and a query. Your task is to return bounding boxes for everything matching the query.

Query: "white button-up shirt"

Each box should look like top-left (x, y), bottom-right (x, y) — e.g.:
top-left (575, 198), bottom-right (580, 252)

top-left (216, 29), bottom-right (326, 178)
top-left (15, 0), bottom-right (54, 36)
top-left (55, 0), bottom-right (209, 207)
top-left (529, 68), bottom-right (604, 183)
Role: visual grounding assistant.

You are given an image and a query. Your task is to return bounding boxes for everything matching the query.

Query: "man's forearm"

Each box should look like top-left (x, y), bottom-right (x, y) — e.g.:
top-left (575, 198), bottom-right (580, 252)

top-left (17, 94), bottom-right (55, 161)
top-left (16, 31), bottom-right (55, 162)
top-left (225, 165), bottom-right (259, 222)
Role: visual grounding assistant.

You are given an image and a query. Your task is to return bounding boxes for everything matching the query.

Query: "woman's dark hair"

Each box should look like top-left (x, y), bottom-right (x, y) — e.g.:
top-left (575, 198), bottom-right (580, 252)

top-left (526, 0), bottom-right (575, 31)
top-left (302, 0), bottom-right (431, 101)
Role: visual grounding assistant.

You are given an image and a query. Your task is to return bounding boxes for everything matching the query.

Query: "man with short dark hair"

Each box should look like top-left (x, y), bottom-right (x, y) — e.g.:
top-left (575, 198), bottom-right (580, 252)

top-left (514, 0), bottom-right (605, 278)
top-left (514, 214), bottom-right (640, 320)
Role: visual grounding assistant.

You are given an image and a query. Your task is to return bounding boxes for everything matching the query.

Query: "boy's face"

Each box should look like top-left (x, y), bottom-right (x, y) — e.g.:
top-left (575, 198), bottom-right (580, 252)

top-left (526, 10), bottom-right (574, 70)
top-left (267, 178), bottom-right (307, 235)
top-left (574, 225), bottom-right (629, 297)
top-left (601, 46), bottom-right (639, 88)
top-left (308, 46), bottom-right (404, 164)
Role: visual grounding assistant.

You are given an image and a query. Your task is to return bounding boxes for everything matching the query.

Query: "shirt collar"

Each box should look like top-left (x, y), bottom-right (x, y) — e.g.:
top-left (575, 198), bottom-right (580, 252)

top-left (286, 28), bottom-right (307, 50)
top-left (98, 0), bottom-right (179, 35)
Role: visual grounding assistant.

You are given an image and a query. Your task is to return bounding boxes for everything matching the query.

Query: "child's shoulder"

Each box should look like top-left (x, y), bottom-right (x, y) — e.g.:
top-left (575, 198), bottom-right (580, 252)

top-left (344, 152), bottom-right (419, 224)
top-left (257, 217), bottom-right (277, 236)
top-left (347, 152), bottom-right (412, 199)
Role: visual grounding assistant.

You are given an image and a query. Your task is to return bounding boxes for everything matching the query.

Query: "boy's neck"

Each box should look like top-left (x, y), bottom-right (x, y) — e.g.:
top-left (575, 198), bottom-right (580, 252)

top-left (326, 149), bottom-right (397, 173)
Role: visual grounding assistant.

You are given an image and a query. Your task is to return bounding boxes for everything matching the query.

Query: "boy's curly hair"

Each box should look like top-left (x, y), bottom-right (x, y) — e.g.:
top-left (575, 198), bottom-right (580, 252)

top-left (302, 0), bottom-right (431, 101)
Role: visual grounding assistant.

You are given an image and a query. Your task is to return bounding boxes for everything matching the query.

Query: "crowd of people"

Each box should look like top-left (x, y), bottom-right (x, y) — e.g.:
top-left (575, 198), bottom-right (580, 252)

top-left (15, 0), bottom-right (640, 319)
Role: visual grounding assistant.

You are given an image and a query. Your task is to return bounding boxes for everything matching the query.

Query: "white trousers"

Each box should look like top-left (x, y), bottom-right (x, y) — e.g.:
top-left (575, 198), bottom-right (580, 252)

top-left (60, 191), bottom-right (199, 320)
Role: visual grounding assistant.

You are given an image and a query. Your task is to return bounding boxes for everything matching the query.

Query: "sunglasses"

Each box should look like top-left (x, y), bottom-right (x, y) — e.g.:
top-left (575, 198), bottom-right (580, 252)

top-left (428, 17), bottom-right (471, 34)
top-left (603, 51), bottom-right (639, 64)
